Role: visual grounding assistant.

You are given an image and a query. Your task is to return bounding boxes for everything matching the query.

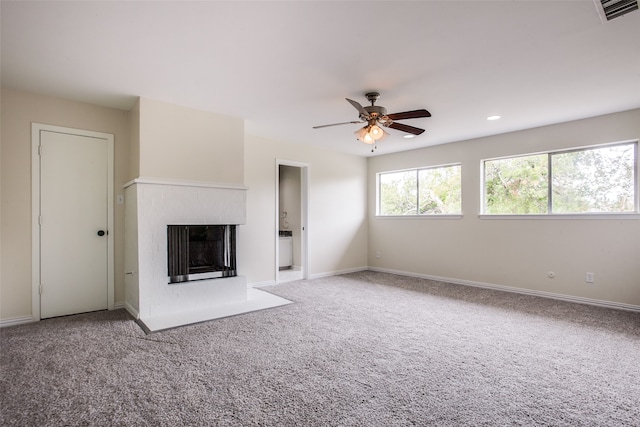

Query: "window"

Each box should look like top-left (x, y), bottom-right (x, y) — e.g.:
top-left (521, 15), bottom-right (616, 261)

top-left (483, 141), bottom-right (638, 215)
top-left (378, 164), bottom-right (462, 216)
top-left (484, 154), bottom-right (548, 214)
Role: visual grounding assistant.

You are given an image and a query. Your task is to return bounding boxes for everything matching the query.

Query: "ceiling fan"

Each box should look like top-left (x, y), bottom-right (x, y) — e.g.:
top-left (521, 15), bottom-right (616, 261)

top-left (313, 92), bottom-right (431, 151)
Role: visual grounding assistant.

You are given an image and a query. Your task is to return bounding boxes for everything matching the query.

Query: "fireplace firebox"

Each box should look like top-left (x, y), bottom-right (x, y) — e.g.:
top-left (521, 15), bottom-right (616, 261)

top-left (167, 225), bottom-right (237, 283)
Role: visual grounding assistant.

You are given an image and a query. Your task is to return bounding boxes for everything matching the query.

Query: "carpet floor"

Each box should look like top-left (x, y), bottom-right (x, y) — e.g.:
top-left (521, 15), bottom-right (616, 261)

top-left (1, 271), bottom-right (639, 426)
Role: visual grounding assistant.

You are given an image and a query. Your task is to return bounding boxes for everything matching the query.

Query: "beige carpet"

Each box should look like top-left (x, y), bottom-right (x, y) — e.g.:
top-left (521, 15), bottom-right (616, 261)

top-left (1, 271), bottom-right (639, 426)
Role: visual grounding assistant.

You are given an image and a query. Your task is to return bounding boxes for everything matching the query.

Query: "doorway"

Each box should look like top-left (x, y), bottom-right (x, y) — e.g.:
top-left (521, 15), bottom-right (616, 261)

top-left (31, 123), bottom-right (114, 320)
top-left (276, 160), bottom-right (309, 283)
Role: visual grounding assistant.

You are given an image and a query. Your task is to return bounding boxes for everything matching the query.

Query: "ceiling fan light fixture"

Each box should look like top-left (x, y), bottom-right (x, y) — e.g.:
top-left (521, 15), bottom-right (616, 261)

top-left (363, 132), bottom-right (375, 145)
top-left (369, 124), bottom-right (385, 140)
top-left (354, 127), bottom-right (375, 144)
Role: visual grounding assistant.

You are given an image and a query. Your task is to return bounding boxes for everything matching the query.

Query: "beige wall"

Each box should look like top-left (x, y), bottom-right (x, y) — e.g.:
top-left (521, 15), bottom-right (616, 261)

top-left (242, 134), bottom-right (368, 284)
top-left (129, 98), bottom-right (141, 181)
top-left (2, 86), bottom-right (636, 321)
top-left (0, 88), bottom-right (130, 320)
top-left (368, 109), bottom-right (640, 306)
top-left (138, 98), bottom-right (244, 184)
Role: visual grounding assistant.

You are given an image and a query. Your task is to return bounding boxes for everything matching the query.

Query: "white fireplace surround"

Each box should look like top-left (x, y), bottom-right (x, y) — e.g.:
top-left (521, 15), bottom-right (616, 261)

top-left (124, 178), bottom-right (288, 331)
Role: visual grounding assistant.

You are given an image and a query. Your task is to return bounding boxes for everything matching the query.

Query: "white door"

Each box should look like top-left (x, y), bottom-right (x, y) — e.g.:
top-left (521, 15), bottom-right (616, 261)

top-left (39, 130), bottom-right (109, 318)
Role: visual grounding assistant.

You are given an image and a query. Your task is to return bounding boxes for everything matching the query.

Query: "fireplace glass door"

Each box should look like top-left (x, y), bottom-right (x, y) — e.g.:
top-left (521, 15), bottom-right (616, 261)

top-left (167, 225), bottom-right (237, 283)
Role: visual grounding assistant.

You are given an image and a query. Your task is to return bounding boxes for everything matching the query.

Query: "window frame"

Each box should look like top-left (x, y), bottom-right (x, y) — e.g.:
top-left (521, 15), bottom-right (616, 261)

top-left (376, 162), bottom-right (463, 218)
top-left (480, 140), bottom-right (639, 218)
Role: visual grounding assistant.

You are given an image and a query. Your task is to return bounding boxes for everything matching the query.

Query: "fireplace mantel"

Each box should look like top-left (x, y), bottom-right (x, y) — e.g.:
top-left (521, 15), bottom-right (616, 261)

top-left (124, 177), bottom-right (248, 191)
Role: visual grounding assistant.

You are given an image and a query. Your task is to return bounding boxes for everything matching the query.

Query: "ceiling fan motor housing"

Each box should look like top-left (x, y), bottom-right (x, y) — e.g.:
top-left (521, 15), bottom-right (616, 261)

top-left (362, 105), bottom-right (387, 121)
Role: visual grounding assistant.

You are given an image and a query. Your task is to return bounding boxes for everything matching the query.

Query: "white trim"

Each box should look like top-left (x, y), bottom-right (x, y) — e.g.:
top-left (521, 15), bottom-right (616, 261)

top-left (479, 213), bottom-right (640, 220)
top-left (124, 177), bottom-right (248, 190)
top-left (375, 215), bottom-right (463, 220)
top-left (107, 139), bottom-right (115, 310)
top-left (3, 304), bottom-right (126, 327)
top-left (368, 267), bottom-right (640, 313)
top-left (250, 266), bottom-right (368, 286)
top-left (593, 0), bottom-right (608, 24)
top-left (309, 266), bottom-right (368, 280)
top-left (123, 302), bottom-right (140, 320)
top-left (31, 123), bottom-right (115, 321)
top-left (375, 161), bottom-right (463, 176)
top-left (0, 315), bottom-right (36, 328)
top-left (31, 126), bottom-right (41, 321)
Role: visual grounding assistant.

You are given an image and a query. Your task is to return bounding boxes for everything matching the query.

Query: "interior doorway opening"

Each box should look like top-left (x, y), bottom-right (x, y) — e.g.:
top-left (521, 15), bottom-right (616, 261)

top-left (276, 160), bottom-right (309, 283)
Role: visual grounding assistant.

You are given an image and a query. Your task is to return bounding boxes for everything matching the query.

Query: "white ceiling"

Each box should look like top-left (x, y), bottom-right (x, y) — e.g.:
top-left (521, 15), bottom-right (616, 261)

top-left (2, 1), bottom-right (639, 157)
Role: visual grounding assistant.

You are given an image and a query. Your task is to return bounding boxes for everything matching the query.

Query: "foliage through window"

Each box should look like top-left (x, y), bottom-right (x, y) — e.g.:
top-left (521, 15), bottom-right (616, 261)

top-left (378, 164), bottom-right (461, 216)
top-left (483, 142), bottom-right (638, 214)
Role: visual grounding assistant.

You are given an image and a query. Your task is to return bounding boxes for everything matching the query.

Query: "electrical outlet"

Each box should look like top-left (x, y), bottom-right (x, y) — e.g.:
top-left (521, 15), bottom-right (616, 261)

top-left (375, 251), bottom-right (381, 259)
top-left (585, 272), bottom-right (595, 283)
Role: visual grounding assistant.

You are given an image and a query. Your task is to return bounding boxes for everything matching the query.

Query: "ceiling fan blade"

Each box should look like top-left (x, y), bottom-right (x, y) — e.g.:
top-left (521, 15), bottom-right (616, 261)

top-left (386, 109), bottom-right (431, 120)
top-left (388, 122), bottom-right (425, 135)
top-left (346, 98), bottom-right (370, 119)
top-left (313, 121), bottom-right (363, 129)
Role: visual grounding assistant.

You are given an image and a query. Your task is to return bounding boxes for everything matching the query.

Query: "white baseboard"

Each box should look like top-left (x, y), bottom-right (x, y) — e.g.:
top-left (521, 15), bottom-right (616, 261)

top-left (123, 302), bottom-right (140, 319)
top-left (1, 303), bottom-right (131, 327)
top-left (309, 266), bottom-right (368, 280)
top-left (368, 267), bottom-right (640, 312)
top-left (248, 266), bottom-right (369, 288)
top-left (0, 315), bottom-right (36, 328)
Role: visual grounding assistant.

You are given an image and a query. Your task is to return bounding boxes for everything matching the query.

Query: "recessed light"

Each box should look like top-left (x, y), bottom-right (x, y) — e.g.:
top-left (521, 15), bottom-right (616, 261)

top-left (403, 134), bottom-right (415, 139)
top-left (486, 115), bottom-right (501, 121)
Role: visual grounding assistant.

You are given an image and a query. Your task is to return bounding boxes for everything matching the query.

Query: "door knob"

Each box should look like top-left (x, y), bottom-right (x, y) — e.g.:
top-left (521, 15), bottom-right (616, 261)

top-left (97, 230), bottom-right (106, 236)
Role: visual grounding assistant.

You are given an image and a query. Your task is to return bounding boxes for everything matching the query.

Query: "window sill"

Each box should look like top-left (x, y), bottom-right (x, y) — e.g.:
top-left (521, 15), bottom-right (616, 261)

top-left (478, 213), bottom-right (640, 220)
top-left (375, 214), bottom-right (463, 220)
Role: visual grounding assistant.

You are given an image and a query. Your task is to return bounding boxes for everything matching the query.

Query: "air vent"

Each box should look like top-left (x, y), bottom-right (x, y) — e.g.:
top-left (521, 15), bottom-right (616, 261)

top-left (594, 0), bottom-right (639, 22)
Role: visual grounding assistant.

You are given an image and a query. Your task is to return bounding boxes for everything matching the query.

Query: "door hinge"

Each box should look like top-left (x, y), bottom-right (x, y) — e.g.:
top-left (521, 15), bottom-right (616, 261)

top-left (39, 285), bottom-right (43, 295)
top-left (38, 144), bottom-right (42, 156)
top-left (39, 215), bottom-right (43, 225)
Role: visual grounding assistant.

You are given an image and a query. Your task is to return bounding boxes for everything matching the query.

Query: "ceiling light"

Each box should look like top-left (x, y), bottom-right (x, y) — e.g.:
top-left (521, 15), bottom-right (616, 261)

top-left (369, 124), bottom-right (385, 141)
top-left (486, 115), bottom-right (501, 121)
top-left (404, 134), bottom-right (415, 139)
top-left (355, 125), bottom-right (385, 145)
top-left (354, 127), bottom-right (375, 144)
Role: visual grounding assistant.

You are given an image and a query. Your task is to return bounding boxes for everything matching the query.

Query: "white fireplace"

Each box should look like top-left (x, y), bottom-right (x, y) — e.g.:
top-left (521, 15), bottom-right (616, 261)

top-left (123, 178), bottom-right (290, 332)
